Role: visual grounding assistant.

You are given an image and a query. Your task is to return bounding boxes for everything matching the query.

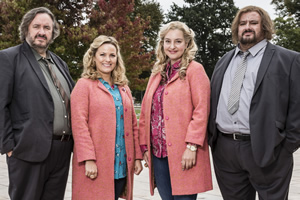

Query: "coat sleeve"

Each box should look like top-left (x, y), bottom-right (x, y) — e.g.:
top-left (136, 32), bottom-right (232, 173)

top-left (283, 52), bottom-right (300, 153)
top-left (71, 78), bottom-right (97, 162)
top-left (0, 50), bottom-right (15, 154)
top-left (126, 86), bottom-right (143, 159)
top-left (185, 62), bottom-right (211, 147)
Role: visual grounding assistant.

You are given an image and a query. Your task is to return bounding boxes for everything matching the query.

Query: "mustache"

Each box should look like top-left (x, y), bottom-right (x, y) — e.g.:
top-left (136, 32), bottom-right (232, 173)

top-left (242, 29), bottom-right (255, 35)
top-left (35, 34), bottom-right (47, 40)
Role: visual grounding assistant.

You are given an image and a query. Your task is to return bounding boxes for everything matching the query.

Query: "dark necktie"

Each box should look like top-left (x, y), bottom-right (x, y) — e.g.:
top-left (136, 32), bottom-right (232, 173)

top-left (43, 58), bottom-right (70, 127)
top-left (227, 51), bottom-right (250, 115)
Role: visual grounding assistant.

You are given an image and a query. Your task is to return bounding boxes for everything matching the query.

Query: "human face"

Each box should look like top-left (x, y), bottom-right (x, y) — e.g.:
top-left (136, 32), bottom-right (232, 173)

top-left (238, 11), bottom-right (264, 50)
top-left (163, 29), bottom-right (187, 65)
top-left (26, 13), bottom-right (53, 56)
top-left (94, 43), bottom-right (117, 79)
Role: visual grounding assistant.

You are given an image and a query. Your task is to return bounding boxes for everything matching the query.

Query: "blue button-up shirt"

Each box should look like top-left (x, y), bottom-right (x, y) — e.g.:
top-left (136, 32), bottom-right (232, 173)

top-left (99, 79), bottom-right (126, 179)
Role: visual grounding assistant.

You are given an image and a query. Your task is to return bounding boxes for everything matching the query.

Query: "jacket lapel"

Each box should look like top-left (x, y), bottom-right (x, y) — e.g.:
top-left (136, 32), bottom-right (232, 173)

top-left (21, 42), bottom-right (51, 94)
top-left (253, 42), bottom-right (275, 96)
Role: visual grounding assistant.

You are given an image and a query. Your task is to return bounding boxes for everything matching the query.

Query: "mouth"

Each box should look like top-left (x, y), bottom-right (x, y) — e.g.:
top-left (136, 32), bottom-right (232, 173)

top-left (102, 63), bottom-right (111, 67)
top-left (168, 51), bottom-right (177, 54)
top-left (243, 30), bottom-right (254, 37)
top-left (35, 35), bottom-right (47, 41)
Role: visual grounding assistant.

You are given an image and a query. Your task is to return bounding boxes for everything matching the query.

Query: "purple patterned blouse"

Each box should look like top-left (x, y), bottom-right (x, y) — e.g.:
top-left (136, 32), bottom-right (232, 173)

top-left (143, 60), bottom-right (180, 158)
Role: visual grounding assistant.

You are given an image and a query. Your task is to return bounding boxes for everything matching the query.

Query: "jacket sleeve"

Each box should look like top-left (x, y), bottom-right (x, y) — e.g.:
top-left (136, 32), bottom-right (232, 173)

top-left (0, 51), bottom-right (15, 154)
top-left (185, 63), bottom-right (211, 147)
top-left (126, 86), bottom-right (143, 159)
top-left (71, 79), bottom-right (96, 162)
top-left (283, 52), bottom-right (300, 153)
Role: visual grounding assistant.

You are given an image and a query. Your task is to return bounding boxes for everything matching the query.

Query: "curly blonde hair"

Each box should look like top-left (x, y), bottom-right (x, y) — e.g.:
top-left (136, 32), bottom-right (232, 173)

top-left (231, 6), bottom-right (275, 45)
top-left (81, 35), bottom-right (128, 85)
top-left (152, 21), bottom-right (198, 81)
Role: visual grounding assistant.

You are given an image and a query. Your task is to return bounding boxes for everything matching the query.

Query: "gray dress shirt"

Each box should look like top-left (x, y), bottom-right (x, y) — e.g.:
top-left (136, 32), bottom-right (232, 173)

top-left (32, 49), bottom-right (71, 136)
top-left (216, 39), bottom-right (267, 134)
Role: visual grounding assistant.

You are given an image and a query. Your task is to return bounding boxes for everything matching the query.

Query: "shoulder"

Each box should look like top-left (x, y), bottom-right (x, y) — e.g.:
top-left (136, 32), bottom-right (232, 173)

top-left (186, 61), bottom-right (206, 75)
top-left (270, 43), bottom-right (300, 56)
top-left (0, 44), bottom-right (22, 57)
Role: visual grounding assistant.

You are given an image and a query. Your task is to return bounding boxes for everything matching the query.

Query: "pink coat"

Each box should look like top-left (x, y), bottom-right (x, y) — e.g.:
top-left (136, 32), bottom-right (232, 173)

top-left (71, 78), bottom-right (142, 200)
top-left (139, 61), bottom-right (213, 195)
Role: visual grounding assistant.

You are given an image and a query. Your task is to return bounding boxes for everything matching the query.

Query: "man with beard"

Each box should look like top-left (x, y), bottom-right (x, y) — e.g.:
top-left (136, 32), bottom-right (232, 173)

top-left (208, 6), bottom-right (300, 200)
top-left (0, 7), bottom-right (74, 200)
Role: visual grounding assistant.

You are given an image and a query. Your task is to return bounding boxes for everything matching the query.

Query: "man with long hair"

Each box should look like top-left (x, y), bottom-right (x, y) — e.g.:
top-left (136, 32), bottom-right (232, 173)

top-left (208, 6), bottom-right (300, 199)
top-left (0, 7), bottom-right (74, 200)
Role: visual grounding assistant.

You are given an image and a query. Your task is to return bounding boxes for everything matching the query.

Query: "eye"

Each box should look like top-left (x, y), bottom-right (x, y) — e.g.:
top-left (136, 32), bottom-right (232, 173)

top-left (176, 40), bottom-right (182, 44)
top-left (44, 26), bottom-right (51, 30)
top-left (110, 54), bottom-right (116, 58)
top-left (164, 40), bottom-right (170, 43)
top-left (99, 53), bottom-right (105, 56)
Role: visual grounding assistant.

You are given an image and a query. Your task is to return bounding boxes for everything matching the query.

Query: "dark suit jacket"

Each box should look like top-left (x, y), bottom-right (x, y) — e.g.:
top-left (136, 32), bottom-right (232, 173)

top-left (0, 41), bottom-right (75, 162)
top-left (208, 42), bottom-right (300, 167)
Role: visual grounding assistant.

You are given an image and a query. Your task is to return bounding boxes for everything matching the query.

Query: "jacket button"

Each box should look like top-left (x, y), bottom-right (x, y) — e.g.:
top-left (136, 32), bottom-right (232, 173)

top-left (165, 91), bottom-right (168, 95)
top-left (168, 143), bottom-right (172, 146)
top-left (128, 157), bottom-right (131, 161)
top-left (125, 108), bottom-right (127, 112)
top-left (166, 116), bottom-right (169, 120)
top-left (126, 132), bottom-right (129, 136)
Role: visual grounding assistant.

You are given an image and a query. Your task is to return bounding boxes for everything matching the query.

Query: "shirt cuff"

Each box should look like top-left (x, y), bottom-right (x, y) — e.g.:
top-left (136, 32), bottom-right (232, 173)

top-left (140, 145), bottom-right (148, 154)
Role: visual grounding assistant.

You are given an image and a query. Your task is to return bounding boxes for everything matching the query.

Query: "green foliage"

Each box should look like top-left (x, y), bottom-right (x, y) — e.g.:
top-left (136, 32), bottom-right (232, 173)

top-left (0, 0), bottom-right (97, 80)
top-left (272, 0), bottom-right (300, 52)
top-left (166, 0), bottom-right (238, 77)
top-left (133, 0), bottom-right (164, 51)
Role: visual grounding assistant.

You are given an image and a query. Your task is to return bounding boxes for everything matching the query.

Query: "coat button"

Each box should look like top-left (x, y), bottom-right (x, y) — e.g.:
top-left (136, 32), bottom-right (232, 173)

top-left (125, 108), bottom-right (127, 112)
top-left (168, 142), bottom-right (172, 146)
top-left (166, 116), bottom-right (169, 120)
top-left (128, 157), bottom-right (131, 161)
top-left (126, 132), bottom-right (129, 136)
top-left (165, 91), bottom-right (168, 95)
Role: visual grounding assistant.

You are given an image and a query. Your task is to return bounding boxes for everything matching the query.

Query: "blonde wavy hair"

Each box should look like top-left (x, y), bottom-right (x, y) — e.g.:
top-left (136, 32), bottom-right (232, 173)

top-left (152, 21), bottom-right (198, 81)
top-left (231, 6), bottom-right (275, 44)
top-left (81, 35), bottom-right (128, 85)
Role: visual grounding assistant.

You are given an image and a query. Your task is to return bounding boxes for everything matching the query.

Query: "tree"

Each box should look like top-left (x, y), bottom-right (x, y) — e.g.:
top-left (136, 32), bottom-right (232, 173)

top-left (166, 0), bottom-right (238, 77)
top-left (133, 0), bottom-right (164, 51)
top-left (89, 0), bottom-right (154, 92)
top-left (0, 0), bottom-right (97, 80)
top-left (272, 0), bottom-right (300, 52)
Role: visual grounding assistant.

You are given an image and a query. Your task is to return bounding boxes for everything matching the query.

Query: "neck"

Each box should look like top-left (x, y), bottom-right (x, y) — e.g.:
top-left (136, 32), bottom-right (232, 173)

top-left (101, 74), bottom-right (113, 85)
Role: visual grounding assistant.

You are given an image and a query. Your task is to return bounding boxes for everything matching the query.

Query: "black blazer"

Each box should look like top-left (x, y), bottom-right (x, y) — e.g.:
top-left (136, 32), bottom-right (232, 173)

top-left (0, 41), bottom-right (75, 162)
top-left (208, 42), bottom-right (300, 167)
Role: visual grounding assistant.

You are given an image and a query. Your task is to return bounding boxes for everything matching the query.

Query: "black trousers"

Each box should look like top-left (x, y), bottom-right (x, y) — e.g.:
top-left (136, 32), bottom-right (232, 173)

top-left (212, 132), bottom-right (293, 200)
top-left (6, 140), bottom-right (72, 200)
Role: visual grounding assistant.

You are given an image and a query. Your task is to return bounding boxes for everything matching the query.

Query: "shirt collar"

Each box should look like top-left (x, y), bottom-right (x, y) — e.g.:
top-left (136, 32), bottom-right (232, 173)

top-left (99, 78), bottom-right (116, 90)
top-left (31, 48), bottom-right (53, 63)
top-left (235, 39), bottom-right (268, 57)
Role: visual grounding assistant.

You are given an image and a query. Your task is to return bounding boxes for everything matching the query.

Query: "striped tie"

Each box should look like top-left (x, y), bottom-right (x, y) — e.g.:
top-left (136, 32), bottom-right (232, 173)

top-left (43, 58), bottom-right (70, 127)
top-left (227, 51), bottom-right (250, 115)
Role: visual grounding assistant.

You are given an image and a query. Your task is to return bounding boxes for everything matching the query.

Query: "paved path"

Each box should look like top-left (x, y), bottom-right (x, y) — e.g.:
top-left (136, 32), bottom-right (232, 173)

top-left (0, 150), bottom-right (299, 199)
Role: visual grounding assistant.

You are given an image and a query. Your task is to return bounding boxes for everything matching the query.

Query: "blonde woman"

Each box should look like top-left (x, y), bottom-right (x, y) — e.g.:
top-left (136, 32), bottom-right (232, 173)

top-left (71, 35), bottom-right (143, 200)
top-left (139, 21), bottom-right (213, 199)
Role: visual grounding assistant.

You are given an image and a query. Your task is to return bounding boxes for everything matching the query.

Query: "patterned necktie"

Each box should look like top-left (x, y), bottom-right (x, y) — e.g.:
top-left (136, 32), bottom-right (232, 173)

top-left (227, 51), bottom-right (250, 115)
top-left (43, 58), bottom-right (70, 127)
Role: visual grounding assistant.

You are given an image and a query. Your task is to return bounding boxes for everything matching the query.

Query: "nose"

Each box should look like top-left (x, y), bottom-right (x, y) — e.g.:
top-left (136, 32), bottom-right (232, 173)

top-left (38, 27), bottom-right (46, 35)
top-left (105, 55), bottom-right (111, 61)
top-left (170, 41), bottom-right (175, 49)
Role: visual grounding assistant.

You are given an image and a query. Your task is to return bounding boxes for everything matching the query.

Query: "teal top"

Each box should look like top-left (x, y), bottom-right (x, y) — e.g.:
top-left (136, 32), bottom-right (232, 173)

top-left (99, 79), bottom-right (127, 179)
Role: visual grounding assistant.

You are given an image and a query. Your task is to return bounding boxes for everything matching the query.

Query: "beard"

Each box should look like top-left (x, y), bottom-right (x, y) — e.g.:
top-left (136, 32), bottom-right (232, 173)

top-left (26, 33), bottom-right (51, 53)
top-left (239, 30), bottom-right (257, 45)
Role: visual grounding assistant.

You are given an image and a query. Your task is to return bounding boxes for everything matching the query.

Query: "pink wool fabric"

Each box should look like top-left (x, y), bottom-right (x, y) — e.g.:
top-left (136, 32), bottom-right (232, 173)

top-left (71, 78), bottom-right (142, 200)
top-left (139, 61), bottom-right (213, 195)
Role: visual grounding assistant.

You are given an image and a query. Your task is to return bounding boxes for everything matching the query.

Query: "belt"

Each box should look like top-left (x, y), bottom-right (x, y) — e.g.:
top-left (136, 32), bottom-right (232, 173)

top-left (221, 132), bottom-right (250, 141)
top-left (53, 134), bottom-right (72, 141)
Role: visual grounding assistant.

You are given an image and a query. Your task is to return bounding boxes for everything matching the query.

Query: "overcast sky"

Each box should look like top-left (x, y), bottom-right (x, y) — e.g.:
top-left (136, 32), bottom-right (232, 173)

top-left (159, 0), bottom-right (277, 19)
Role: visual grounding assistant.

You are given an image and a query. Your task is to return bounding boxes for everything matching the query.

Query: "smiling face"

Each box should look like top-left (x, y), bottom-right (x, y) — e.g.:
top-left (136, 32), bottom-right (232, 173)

top-left (94, 43), bottom-right (117, 78)
top-left (26, 13), bottom-right (53, 56)
top-left (163, 29), bottom-right (187, 65)
top-left (238, 11), bottom-right (265, 50)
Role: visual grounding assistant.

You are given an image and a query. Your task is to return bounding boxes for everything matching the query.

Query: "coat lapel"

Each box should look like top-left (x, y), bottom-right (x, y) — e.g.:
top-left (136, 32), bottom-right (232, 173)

top-left (21, 42), bottom-right (51, 94)
top-left (253, 42), bottom-right (275, 96)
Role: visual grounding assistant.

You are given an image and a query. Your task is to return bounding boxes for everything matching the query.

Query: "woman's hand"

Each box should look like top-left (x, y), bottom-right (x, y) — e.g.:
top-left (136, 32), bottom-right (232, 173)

top-left (143, 150), bottom-right (150, 168)
top-left (134, 160), bottom-right (143, 175)
top-left (85, 160), bottom-right (98, 179)
top-left (181, 148), bottom-right (197, 171)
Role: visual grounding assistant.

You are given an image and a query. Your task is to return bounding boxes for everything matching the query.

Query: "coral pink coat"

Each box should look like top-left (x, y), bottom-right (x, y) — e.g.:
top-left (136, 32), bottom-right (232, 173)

top-left (139, 61), bottom-right (213, 195)
top-left (71, 78), bottom-right (142, 200)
